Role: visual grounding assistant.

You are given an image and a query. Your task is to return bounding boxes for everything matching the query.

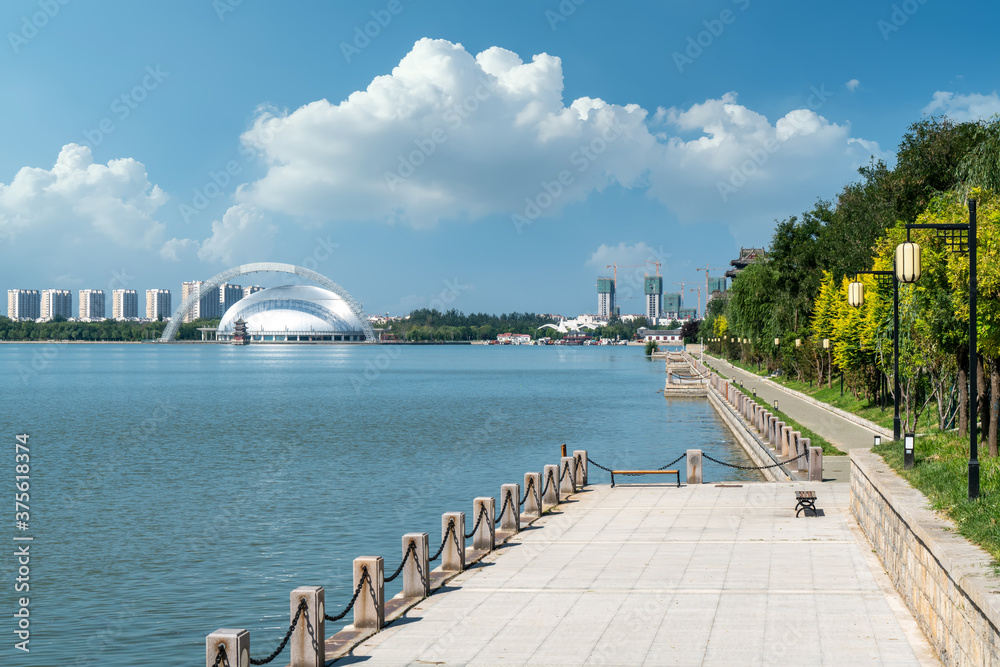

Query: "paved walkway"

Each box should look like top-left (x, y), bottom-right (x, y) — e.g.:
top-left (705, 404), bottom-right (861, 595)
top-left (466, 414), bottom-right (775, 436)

top-left (339, 483), bottom-right (938, 666)
top-left (701, 355), bottom-right (886, 483)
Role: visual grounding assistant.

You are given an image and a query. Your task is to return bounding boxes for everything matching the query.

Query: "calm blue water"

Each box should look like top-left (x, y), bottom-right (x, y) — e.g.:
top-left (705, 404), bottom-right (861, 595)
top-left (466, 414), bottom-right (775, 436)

top-left (1, 343), bottom-right (757, 666)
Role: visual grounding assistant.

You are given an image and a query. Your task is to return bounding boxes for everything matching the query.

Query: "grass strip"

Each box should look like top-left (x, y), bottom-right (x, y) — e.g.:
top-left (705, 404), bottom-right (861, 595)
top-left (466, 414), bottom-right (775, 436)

top-left (874, 434), bottom-right (1000, 565)
top-left (709, 364), bottom-right (845, 455)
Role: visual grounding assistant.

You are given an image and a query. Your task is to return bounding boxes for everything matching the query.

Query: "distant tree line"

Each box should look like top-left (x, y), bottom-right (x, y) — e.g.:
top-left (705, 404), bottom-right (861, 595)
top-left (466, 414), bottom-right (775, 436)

top-left (0, 317), bottom-right (219, 341)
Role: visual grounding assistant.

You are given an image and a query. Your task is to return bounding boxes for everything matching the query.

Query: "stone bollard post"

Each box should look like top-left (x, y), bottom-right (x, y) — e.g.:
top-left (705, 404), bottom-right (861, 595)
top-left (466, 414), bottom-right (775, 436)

top-left (206, 629), bottom-right (248, 667)
top-left (798, 438), bottom-right (811, 473)
top-left (402, 533), bottom-right (430, 599)
top-left (559, 456), bottom-right (577, 496)
top-left (686, 449), bottom-right (702, 484)
top-left (780, 426), bottom-right (790, 456)
top-left (352, 557), bottom-right (384, 631)
top-left (776, 422), bottom-right (786, 449)
top-left (523, 472), bottom-right (543, 517)
top-left (441, 512), bottom-right (465, 571)
top-left (499, 484), bottom-right (520, 533)
top-left (289, 586), bottom-right (325, 666)
top-left (542, 465), bottom-right (560, 507)
top-left (808, 446), bottom-right (823, 481)
top-left (768, 416), bottom-right (776, 445)
top-left (472, 497), bottom-right (496, 551)
top-left (573, 450), bottom-right (588, 486)
top-left (790, 431), bottom-right (801, 460)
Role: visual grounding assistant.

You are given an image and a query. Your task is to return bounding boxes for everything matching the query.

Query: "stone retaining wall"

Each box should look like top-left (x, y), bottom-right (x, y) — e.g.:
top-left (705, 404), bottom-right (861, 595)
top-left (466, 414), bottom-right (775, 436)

top-left (850, 449), bottom-right (1000, 666)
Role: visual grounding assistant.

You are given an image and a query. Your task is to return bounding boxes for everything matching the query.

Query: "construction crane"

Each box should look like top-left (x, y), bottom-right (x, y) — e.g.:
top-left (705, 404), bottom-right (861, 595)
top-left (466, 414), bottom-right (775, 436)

top-left (696, 263), bottom-right (728, 299)
top-left (689, 288), bottom-right (703, 319)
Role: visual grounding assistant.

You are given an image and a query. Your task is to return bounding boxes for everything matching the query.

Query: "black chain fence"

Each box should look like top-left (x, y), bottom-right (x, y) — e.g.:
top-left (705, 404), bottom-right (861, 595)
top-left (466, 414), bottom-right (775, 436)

top-left (249, 599), bottom-right (307, 665)
top-left (212, 644), bottom-right (229, 667)
top-left (429, 520), bottom-right (455, 562)
top-left (494, 491), bottom-right (513, 526)
top-left (384, 541), bottom-right (417, 584)
top-left (519, 477), bottom-right (534, 505)
top-left (324, 567), bottom-right (369, 624)
top-left (465, 504), bottom-right (488, 539)
top-left (702, 450), bottom-right (808, 471)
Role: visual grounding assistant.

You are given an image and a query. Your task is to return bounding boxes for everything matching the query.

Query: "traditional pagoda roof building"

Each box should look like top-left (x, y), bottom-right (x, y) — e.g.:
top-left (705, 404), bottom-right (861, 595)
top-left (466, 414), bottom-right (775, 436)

top-left (725, 247), bottom-right (767, 279)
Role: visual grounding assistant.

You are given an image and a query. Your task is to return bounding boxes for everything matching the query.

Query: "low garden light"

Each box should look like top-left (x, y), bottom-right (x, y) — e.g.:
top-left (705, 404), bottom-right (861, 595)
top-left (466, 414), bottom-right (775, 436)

top-left (904, 433), bottom-right (915, 470)
top-left (773, 400), bottom-right (778, 410)
top-left (847, 281), bottom-right (865, 308)
top-left (895, 241), bottom-right (921, 283)
top-left (874, 435), bottom-right (881, 447)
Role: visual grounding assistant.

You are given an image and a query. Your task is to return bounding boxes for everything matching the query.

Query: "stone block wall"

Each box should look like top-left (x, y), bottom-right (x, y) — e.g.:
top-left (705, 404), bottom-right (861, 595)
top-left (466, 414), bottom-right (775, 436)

top-left (850, 449), bottom-right (1000, 666)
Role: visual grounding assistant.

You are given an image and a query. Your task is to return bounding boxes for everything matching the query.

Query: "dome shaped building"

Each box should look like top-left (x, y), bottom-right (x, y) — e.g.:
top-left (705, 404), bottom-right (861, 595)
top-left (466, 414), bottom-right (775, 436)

top-left (216, 284), bottom-right (368, 343)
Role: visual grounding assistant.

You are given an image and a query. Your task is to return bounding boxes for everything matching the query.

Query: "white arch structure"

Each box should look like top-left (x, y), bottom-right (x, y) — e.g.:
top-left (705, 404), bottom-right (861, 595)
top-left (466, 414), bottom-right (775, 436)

top-left (159, 262), bottom-right (376, 342)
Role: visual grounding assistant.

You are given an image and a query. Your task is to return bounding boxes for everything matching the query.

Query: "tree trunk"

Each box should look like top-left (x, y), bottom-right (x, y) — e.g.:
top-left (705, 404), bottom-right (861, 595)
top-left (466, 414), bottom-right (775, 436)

top-left (991, 359), bottom-right (999, 457)
top-left (957, 347), bottom-right (969, 437)
top-left (978, 354), bottom-right (989, 447)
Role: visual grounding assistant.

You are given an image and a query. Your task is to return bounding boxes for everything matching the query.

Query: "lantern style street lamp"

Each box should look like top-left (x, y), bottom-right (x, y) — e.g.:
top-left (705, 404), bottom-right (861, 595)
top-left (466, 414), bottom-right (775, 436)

top-left (774, 337), bottom-right (780, 346)
top-left (849, 268), bottom-right (900, 442)
top-left (903, 199), bottom-right (979, 500)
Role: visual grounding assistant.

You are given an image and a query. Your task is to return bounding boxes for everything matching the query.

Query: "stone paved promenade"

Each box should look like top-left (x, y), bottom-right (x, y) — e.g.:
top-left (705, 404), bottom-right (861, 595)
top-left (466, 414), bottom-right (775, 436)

top-left (338, 482), bottom-right (939, 666)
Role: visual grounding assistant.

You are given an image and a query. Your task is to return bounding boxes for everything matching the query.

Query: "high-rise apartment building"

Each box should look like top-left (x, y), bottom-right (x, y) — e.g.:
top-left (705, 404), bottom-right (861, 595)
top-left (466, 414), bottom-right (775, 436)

top-left (40, 289), bottom-right (72, 320)
top-left (218, 282), bottom-right (243, 317)
top-left (112, 289), bottom-right (139, 320)
top-left (644, 276), bottom-right (663, 321)
top-left (79, 289), bottom-right (106, 320)
top-left (7, 290), bottom-right (40, 321)
top-left (181, 281), bottom-right (221, 322)
top-left (146, 289), bottom-right (172, 320)
top-left (243, 285), bottom-right (264, 298)
top-left (596, 277), bottom-right (615, 319)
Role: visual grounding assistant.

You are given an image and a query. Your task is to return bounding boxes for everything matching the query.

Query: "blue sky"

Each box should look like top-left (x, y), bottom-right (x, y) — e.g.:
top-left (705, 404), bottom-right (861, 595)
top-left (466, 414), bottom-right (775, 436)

top-left (2, 0), bottom-right (998, 317)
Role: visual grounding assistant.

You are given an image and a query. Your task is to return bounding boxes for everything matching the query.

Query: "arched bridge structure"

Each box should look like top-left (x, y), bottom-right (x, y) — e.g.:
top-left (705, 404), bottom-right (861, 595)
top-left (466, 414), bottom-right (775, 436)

top-left (159, 262), bottom-right (376, 342)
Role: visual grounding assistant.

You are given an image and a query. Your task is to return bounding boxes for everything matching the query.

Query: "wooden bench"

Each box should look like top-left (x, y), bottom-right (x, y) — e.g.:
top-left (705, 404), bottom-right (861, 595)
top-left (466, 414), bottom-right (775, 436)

top-left (795, 490), bottom-right (818, 517)
top-left (610, 470), bottom-right (681, 488)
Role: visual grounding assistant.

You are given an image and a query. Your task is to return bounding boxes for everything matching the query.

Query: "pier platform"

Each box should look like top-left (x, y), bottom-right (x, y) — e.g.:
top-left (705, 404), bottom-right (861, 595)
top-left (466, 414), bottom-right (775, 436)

top-left (338, 482), bottom-right (938, 665)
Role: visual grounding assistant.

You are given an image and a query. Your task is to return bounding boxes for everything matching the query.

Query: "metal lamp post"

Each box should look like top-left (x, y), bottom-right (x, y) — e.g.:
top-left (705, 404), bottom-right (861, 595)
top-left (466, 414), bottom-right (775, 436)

top-left (847, 267), bottom-right (901, 442)
top-left (902, 198), bottom-right (979, 500)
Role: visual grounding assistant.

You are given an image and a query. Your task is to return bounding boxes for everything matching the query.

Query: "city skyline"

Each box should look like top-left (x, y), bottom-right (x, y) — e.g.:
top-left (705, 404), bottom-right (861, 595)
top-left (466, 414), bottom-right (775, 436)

top-left (2, 2), bottom-right (999, 316)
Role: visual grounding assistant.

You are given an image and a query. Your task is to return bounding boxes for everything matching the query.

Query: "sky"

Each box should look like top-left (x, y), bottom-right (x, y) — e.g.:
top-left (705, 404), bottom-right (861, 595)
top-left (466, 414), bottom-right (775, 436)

top-left (1, 0), bottom-right (999, 318)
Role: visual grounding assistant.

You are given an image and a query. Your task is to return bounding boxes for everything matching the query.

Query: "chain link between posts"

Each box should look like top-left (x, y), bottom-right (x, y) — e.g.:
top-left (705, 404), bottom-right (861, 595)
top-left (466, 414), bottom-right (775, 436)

top-left (701, 450), bottom-right (808, 471)
top-left (519, 476), bottom-right (534, 505)
top-left (213, 644), bottom-right (229, 667)
top-left (429, 520), bottom-right (455, 562)
top-left (384, 541), bottom-right (418, 583)
top-left (324, 567), bottom-right (370, 624)
top-left (494, 491), bottom-right (513, 526)
top-left (465, 503), bottom-right (489, 539)
top-left (248, 599), bottom-right (307, 665)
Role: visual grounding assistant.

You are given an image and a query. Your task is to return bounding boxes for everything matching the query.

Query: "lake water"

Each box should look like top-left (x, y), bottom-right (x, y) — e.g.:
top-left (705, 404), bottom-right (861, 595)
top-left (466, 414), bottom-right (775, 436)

top-left (1, 343), bottom-right (760, 666)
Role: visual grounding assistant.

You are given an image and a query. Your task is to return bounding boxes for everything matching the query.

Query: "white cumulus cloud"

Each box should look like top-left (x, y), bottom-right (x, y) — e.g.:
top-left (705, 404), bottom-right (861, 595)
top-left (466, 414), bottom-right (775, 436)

top-left (846, 79), bottom-right (860, 92)
top-left (923, 91), bottom-right (1000, 122)
top-left (229, 39), bottom-right (879, 240)
top-left (197, 203), bottom-right (277, 265)
top-left (0, 143), bottom-right (167, 248)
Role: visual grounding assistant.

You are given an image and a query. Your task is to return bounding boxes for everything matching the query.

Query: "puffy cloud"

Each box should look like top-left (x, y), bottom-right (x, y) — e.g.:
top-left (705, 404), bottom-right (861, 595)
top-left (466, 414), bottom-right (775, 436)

top-left (197, 203), bottom-right (277, 265)
top-left (236, 38), bottom-right (656, 227)
top-left (234, 39), bottom-right (879, 239)
top-left (0, 143), bottom-right (167, 247)
top-left (923, 91), bottom-right (1000, 122)
top-left (159, 237), bottom-right (199, 262)
top-left (586, 241), bottom-right (667, 269)
top-left (845, 79), bottom-right (860, 92)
